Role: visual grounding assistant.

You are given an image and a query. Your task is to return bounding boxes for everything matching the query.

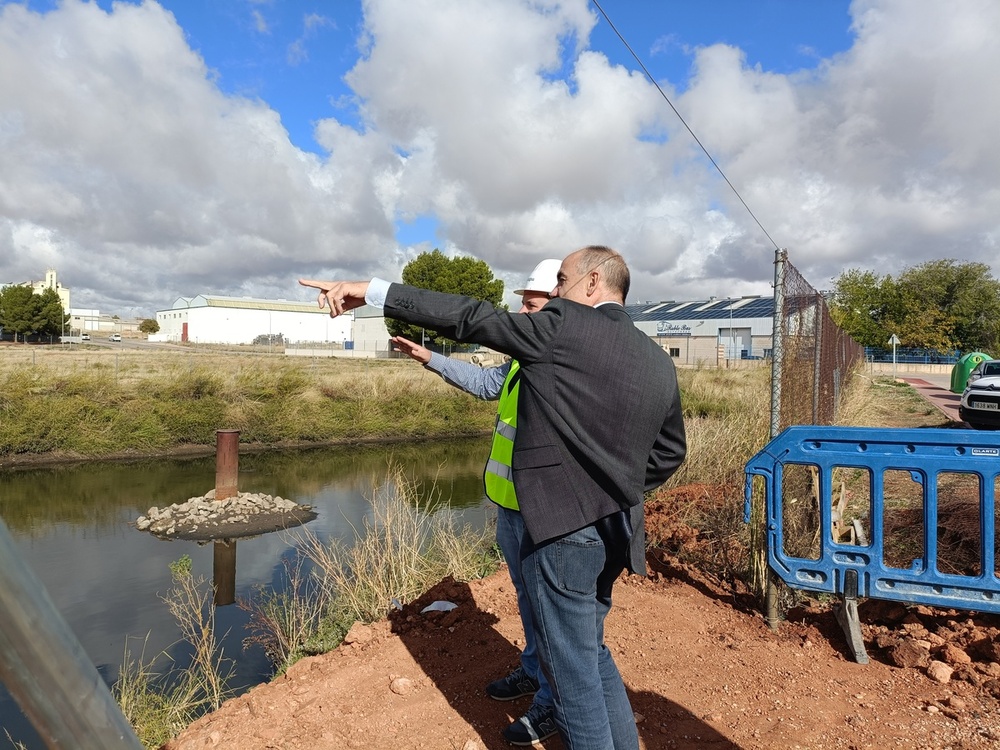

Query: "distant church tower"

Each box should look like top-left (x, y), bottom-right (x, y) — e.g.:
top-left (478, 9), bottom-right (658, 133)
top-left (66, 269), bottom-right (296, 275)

top-left (28, 268), bottom-right (71, 311)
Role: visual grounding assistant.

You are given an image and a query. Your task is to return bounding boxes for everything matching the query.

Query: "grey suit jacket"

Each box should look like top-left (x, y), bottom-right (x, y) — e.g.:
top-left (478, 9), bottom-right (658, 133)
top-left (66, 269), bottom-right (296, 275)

top-left (384, 283), bottom-right (686, 573)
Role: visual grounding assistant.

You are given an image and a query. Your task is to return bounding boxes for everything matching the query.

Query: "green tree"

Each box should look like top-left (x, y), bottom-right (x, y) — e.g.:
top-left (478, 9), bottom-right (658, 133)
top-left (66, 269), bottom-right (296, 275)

top-left (139, 318), bottom-right (160, 334)
top-left (36, 287), bottom-right (69, 337)
top-left (828, 269), bottom-right (901, 348)
top-left (387, 249), bottom-right (504, 347)
top-left (830, 260), bottom-right (1000, 353)
top-left (895, 260), bottom-right (1000, 353)
top-left (0, 284), bottom-right (42, 342)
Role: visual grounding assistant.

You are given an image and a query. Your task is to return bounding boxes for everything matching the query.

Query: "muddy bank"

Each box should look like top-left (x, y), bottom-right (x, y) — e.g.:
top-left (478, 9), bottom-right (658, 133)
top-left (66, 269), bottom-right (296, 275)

top-left (0, 430), bottom-right (492, 471)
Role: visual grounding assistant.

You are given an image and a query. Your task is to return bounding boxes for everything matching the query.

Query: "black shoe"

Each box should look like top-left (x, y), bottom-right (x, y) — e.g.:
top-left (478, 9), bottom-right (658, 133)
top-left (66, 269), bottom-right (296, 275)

top-left (486, 666), bottom-right (539, 701)
top-left (502, 702), bottom-right (558, 746)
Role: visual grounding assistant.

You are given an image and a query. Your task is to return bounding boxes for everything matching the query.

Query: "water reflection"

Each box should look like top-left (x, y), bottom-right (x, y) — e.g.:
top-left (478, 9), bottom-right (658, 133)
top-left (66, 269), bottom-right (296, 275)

top-left (214, 540), bottom-right (237, 606)
top-left (0, 437), bottom-right (492, 750)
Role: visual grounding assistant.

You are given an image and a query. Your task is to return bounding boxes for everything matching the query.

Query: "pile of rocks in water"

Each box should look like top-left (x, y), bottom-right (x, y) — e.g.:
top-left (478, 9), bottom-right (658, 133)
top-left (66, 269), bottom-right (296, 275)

top-left (135, 489), bottom-right (317, 541)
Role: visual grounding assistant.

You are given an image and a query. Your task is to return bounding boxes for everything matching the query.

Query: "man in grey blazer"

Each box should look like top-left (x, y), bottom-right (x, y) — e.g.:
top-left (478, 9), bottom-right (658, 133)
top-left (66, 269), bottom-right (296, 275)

top-left (300, 245), bottom-right (686, 750)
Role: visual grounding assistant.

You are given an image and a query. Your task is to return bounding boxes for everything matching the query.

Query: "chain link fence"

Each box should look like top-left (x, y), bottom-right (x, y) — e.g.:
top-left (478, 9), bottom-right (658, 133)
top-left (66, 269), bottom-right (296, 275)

top-left (770, 248), bottom-right (864, 436)
top-left (752, 249), bottom-right (865, 621)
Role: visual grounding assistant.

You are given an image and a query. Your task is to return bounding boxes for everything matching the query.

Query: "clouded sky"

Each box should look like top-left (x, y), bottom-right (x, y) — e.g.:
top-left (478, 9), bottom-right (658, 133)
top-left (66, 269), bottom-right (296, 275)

top-left (1, 0), bottom-right (997, 316)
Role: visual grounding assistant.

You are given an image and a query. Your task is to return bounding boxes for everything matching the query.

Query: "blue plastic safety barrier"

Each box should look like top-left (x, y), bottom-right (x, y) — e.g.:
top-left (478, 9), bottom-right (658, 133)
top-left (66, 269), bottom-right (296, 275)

top-left (744, 426), bottom-right (1000, 614)
top-left (744, 426), bottom-right (1000, 613)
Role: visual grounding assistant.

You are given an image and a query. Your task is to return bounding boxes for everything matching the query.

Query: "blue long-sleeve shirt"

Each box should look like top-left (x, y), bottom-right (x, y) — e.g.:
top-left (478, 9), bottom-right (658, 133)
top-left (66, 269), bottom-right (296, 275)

top-left (424, 352), bottom-right (510, 401)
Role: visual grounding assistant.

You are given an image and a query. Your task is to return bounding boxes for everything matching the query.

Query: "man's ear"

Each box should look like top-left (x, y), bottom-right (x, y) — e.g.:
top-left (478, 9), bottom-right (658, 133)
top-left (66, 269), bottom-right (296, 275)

top-left (587, 271), bottom-right (600, 295)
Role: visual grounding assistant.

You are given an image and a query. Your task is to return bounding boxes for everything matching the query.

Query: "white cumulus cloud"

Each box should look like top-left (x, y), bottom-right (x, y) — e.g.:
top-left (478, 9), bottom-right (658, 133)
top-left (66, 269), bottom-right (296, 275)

top-left (1, 0), bottom-right (998, 315)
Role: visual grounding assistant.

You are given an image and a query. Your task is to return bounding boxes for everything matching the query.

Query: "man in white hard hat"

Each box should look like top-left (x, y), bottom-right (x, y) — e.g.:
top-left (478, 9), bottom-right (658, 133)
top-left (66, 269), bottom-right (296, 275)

top-left (391, 258), bottom-right (561, 745)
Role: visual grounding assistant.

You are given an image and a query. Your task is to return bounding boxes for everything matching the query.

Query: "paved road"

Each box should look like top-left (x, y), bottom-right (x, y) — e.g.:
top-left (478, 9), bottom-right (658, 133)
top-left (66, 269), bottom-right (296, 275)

top-left (897, 374), bottom-right (964, 424)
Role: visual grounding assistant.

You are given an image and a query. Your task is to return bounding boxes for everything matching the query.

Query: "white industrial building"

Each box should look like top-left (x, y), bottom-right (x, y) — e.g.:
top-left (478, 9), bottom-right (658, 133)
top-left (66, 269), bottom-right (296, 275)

top-left (322, 294), bottom-right (777, 365)
top-left (626, 295), bottom-right (775, 365)
top-left (151, 291), bottom-right (776, 364)
top-left (156, 295), bottom-right (352, 345)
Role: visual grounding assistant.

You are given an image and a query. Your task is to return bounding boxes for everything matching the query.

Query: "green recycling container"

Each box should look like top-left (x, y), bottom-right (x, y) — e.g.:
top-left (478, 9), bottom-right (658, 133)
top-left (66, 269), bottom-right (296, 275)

top-left (950, 352), bottom-right (992, 393)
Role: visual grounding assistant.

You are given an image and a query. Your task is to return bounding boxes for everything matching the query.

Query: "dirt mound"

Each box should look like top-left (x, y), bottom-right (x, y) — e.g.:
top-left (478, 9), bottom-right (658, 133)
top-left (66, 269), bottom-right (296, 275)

top-left (164, 556), bottom-right (1000, 750)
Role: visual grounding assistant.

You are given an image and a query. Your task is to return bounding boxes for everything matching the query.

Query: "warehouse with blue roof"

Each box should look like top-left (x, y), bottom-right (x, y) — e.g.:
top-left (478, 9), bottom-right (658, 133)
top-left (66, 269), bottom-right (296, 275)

top-left (626, 295), bottom-right (775, 365)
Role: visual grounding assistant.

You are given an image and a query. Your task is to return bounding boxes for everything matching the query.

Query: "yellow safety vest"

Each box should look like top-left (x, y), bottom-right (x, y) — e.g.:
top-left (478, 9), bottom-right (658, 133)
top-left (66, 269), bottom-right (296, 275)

top-left (484, 361), bottom-right (520, 510)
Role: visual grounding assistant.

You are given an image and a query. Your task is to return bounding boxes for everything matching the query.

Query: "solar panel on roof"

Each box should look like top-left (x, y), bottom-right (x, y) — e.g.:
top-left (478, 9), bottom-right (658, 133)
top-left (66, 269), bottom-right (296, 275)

top-left (641, 302), bottom-right (671, 314)
top-left (728, 297), bottom-right (759, 310)
top-left (627, 295), bottom-right (774, 322)
top-left (693, 299), bottom-right (728, 312)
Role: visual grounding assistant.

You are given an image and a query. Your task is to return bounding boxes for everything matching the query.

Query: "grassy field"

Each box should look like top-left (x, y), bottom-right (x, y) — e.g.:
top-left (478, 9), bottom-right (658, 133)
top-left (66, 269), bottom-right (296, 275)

top-left (1, 343), bottom-right (772, 464)
top-left (0, 344), bottom-right (943, 469)
top-left (0, 344), bottom-right (498, 461)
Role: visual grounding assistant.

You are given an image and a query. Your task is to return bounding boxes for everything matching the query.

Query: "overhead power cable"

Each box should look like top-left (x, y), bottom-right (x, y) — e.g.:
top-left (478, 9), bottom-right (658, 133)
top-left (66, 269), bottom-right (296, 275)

top-left (590, 0), bottom-right (780, 252)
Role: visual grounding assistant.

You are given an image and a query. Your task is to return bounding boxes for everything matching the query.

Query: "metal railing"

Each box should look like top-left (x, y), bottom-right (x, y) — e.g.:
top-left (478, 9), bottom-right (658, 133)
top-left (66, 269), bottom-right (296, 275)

top-left (0, 517), bottom-right (143, 748)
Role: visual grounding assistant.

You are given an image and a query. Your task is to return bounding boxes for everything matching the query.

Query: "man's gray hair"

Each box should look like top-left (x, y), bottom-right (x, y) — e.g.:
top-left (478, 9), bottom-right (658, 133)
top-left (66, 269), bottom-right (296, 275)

top-left (575, 245), bottom-right (630, 302)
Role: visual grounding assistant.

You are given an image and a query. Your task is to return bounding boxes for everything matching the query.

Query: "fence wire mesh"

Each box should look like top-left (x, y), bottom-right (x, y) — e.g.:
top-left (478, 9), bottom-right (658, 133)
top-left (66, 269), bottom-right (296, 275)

top-left (773, 251), bottom-right (864, 431)
top-left (754, 250), bottom-right (865, 616)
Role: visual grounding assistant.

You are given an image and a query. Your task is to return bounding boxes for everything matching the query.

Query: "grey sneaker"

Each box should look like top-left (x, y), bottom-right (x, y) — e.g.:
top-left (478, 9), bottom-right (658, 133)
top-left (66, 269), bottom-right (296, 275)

top-left (485, 666), bottom-right (539, 701)
top-left (502, 702), bottom-right (558, 746)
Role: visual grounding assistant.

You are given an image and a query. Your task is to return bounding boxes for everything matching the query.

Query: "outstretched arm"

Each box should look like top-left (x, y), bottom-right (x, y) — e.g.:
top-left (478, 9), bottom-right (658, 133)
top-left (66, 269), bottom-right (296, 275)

top-left (393, 336), bottom-right (508, 400)
top-left (299, 278), bottom-right (561, 365)
top-left (391, 336), bottom-right (432, 364)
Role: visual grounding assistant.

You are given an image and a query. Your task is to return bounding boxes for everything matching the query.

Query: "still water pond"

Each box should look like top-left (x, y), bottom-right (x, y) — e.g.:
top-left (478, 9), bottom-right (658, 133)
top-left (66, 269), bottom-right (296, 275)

top-left (0, 437), bottom-right (492, 748)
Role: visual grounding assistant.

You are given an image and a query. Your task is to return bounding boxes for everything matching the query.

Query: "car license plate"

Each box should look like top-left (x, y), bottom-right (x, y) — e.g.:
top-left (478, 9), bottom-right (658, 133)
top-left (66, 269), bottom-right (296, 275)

top-left (973, 401), bottom-right (999, 410)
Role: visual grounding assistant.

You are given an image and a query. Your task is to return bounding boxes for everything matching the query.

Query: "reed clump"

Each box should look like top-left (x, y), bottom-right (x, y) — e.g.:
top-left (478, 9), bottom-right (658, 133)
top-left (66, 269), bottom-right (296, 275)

top-left (113, 556), bottom-right (234, 749)
top-left (239, 465), bottom-right (501, 675)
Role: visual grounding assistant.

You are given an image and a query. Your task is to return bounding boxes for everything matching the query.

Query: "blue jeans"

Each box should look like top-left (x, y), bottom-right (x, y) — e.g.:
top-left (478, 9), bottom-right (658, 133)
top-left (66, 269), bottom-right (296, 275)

top-left (495, 505), bottom-right (553, 707)
top-left (520, 522), bottom-right (639, 750)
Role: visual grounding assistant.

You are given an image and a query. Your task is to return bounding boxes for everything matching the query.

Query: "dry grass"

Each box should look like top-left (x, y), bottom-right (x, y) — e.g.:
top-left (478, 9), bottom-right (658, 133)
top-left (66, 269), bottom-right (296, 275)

top-left (239, 554), bottom-right (336, 674)
top-left (672, 365), bottom-right (771, 488)
top-left (0, 346), bottom-right (494, 458)
top-left (300, 466), bottom-right (498, 624)
top-left (649, 366), bottom-right (950, 596)
top-left (833, 371), bottom-right (944, 428)
top-left (113, 556), bottom-right (234, 749)
top-left (239, 465), bottom-right (502, 676)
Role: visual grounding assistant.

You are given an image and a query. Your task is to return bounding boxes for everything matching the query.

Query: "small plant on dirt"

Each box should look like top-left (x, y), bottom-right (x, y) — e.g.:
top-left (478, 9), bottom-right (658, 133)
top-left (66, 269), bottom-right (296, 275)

top-left (646, 366), bottom-right (771, 589)
top-left (113, 556), bottom-right (234, 748)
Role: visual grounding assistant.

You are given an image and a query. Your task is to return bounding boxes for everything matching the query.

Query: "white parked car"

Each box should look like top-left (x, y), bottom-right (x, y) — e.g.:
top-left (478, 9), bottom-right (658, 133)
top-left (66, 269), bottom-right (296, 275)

top-left (109, 333), bottom-right (122, 342)
top-left (960, 359), bottom-right (1000, 429)
top-left (80, 332), bottom-right (90, 341)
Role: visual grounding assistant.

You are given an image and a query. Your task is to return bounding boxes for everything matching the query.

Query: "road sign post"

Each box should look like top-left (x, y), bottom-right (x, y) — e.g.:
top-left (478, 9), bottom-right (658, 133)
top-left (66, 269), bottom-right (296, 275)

top-left (889, 333), bottom-right (901, 379)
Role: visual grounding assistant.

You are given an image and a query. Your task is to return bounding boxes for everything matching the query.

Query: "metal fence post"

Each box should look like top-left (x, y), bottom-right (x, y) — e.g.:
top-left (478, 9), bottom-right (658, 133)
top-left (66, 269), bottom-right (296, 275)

top-left (812, 292), bottom-right (823, 424)
top-left (770, 248), bottom-right (787, 440)
top-left (763, 247), bottom-right (788, 630)
top-left (0, 518), bottom-right (143, 749)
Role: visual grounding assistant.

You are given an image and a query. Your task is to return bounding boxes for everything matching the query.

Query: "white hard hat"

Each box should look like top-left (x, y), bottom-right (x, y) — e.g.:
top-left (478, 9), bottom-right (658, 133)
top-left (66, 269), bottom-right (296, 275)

top-left (514, 258), bottom-right (561, 295)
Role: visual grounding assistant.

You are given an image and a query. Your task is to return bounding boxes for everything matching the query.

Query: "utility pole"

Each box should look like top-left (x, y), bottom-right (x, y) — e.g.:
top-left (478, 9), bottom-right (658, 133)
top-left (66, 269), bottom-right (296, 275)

top-left (729, 299), bottom-right (735, 362)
